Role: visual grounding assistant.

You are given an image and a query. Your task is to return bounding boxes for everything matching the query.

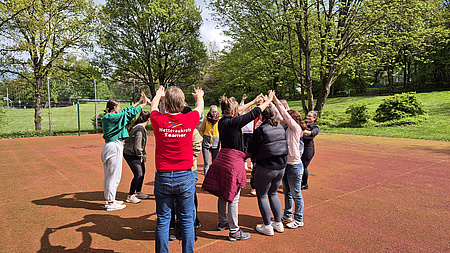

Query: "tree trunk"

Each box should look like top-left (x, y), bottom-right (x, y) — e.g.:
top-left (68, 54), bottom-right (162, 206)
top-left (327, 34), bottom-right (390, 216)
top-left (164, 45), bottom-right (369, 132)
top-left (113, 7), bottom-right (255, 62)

top-left (315, 65), bottom-right (336, 116)
top-left (387, 65), bottom-right (394, 92)
top-left (34, 76), bottom-right (43, 131)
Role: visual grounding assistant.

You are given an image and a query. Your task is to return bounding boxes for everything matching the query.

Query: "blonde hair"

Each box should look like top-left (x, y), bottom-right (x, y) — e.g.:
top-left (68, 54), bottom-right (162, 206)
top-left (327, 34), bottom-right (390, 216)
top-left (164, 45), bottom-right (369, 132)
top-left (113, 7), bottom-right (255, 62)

top-left (280, 100), bottom-right (290, 110)
top-left (165, 86), bottom-right (185, 113)
top-left (210, 105), bottom-right (218, 112)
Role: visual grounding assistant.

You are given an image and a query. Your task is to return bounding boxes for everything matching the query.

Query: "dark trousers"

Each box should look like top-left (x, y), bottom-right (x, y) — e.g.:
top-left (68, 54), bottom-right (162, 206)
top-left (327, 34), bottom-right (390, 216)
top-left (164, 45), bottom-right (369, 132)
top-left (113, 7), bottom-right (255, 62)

top-left (254, 165), bottom-right (285, 225)
top-left (123, 153), bottom-right (145, 195)
top-left (301, 147), bottom-right (315, 187)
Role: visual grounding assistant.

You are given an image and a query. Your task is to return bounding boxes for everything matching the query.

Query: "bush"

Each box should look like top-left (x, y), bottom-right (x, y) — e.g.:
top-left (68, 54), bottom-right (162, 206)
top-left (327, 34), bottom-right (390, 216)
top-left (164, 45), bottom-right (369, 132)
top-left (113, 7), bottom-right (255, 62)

top-left (376, 114), bottom-right (429, 127)
top-left (318, 111), bottom-right (348, 127)
top-left (374, 92), bottom-right (426, 122)
top-left (345, 103), bottom-right (370, 125)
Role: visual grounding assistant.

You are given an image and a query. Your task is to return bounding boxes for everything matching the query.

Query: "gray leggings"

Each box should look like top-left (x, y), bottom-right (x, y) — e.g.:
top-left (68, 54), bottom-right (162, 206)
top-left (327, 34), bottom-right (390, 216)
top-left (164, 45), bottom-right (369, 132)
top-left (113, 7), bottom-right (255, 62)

top-left (255, 165), bottom-right (285, 225)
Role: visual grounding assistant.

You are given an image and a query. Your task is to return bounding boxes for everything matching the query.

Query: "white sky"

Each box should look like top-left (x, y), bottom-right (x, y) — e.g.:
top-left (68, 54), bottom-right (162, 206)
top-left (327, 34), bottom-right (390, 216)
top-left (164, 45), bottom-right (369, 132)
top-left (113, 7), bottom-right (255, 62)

top-left (93, 0), bottom-right (229, 50)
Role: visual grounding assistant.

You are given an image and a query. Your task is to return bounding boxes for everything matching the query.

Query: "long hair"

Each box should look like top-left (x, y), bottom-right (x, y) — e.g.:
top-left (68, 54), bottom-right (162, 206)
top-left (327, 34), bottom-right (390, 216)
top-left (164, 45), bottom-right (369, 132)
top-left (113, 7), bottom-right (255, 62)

top-left (261, 106), bottom-right (279, 126)
top-left (129, 111), bottom-right (150, 131)
top-left (287, 109), bottom-right (307, 130)
top-left (104, 99), bottom-right (119, 114)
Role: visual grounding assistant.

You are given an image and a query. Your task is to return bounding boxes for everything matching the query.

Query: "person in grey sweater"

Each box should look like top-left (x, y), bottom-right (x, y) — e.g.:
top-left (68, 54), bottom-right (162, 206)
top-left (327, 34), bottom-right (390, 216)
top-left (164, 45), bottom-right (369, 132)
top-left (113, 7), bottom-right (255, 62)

top-left (123, 110), bottom-right (151, 203)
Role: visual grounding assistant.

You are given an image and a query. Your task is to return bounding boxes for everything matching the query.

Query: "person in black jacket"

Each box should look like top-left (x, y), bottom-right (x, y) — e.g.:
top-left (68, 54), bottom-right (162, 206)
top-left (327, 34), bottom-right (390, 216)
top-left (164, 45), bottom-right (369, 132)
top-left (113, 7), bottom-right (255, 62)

top-left (301, 111), bottom-right (319, 190)
top-left (247, 106), bottom-right (288, 236)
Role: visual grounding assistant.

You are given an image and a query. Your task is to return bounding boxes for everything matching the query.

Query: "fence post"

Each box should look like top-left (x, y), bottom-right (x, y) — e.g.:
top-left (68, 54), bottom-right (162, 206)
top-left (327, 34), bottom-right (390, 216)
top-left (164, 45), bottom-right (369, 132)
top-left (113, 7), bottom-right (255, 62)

top-left (77, 100), bottom-right (81, 136)
top-left (47, 77), bottom-right (52, 136)
top-left (94, 79), bottom-right (98, 133)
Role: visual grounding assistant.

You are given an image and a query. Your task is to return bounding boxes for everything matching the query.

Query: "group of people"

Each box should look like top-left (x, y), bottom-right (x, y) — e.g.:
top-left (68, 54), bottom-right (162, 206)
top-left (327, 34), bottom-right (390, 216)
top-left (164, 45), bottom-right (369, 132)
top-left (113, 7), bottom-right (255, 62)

top-left (100, 87), bottom-right (319, 253)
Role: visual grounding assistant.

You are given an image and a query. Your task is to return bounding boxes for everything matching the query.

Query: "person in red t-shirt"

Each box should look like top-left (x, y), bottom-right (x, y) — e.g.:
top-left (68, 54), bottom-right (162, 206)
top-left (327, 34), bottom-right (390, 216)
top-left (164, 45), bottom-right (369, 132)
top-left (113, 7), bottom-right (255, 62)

top-left (150, 85), bottom-right (204, 253)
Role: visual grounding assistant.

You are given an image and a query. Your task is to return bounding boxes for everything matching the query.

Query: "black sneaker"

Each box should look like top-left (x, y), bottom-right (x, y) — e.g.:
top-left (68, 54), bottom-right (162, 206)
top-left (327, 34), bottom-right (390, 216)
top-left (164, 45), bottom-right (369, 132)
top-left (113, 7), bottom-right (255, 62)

top-left (217, 222), bottom-right (230, 231)
top-left (228, 229), bottom-right (250, 241)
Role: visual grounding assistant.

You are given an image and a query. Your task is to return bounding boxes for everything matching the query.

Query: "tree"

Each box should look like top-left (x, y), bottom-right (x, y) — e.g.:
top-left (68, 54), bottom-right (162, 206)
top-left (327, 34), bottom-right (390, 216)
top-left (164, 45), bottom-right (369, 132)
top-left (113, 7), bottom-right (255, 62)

top-left (208, 0), bottom-right (293, 95)
top-left (0, 0), bottom-right (99, 130)
top-left (97, 0), bottom-right (207, 98)
top-left (362, 0), bottom-right (436, 91)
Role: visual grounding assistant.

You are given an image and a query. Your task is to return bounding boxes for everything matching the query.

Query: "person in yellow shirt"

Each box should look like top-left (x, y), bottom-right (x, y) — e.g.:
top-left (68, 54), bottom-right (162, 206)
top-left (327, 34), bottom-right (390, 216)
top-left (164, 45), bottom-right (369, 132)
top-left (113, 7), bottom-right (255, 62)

top-left (198, 105), bottom-right (220, 175)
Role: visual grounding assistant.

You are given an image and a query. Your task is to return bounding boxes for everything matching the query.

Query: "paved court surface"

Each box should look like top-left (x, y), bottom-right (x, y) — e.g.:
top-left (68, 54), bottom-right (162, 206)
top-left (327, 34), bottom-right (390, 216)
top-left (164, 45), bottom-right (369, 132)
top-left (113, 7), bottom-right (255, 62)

top-left (0, 133), bottom-right (449, 252)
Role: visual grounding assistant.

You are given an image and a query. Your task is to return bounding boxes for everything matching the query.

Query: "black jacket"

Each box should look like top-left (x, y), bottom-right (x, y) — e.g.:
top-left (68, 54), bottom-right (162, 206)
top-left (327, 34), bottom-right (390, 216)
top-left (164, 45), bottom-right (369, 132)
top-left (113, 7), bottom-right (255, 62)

top-left (248, 120), bottom-right (288, 170)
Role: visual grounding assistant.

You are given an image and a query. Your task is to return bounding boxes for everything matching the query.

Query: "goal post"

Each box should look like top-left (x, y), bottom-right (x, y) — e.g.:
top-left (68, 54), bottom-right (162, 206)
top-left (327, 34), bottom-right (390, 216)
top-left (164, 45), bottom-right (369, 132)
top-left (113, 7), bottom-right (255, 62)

top-left (77, 99), bottom-right (132, 136)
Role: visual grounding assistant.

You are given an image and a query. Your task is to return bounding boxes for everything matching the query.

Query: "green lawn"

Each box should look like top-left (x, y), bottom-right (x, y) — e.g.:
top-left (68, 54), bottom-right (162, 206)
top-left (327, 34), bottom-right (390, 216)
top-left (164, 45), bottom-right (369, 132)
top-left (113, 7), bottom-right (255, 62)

top-left (287, 91), bottom-right (450, 141)
top-left (0, 102), bottom-right (111, 137)
top-left (1, 91), bottom-right (449, 141)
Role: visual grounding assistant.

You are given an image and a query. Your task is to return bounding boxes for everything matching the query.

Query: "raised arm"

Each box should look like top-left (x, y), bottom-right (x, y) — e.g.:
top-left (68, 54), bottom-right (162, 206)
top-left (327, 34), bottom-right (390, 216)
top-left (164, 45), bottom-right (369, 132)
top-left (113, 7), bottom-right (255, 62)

top-left (151, 86), bottom-right (165, 112)
top-left (193, 87), bottom-right (204, 116)
top-left (239, 94), bottom-right (263, 115)
top-left (257, 90), bottom-right (275, 112)
top-left (273, 95), bottom-right (300, 132)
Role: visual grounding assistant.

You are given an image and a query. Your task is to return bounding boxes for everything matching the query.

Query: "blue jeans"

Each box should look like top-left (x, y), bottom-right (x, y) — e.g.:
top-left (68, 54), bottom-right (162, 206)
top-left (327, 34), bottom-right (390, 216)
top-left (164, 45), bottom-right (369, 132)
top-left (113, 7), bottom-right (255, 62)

top-left (154, 170), bottom-right (195, 253)
top-left (282, 163), bottom-right (304, 222)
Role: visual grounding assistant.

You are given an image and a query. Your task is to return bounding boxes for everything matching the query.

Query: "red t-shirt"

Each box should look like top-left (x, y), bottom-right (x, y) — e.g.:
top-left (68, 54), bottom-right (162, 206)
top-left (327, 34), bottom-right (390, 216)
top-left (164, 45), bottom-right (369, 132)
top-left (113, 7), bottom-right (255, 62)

top-left (150, 110), bottom-right (200, 172)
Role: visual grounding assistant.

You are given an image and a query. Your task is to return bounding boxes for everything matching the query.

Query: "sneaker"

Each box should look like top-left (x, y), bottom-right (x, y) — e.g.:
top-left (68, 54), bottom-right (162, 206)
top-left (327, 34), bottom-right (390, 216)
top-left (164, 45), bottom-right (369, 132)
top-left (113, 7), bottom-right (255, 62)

top-left (195, 221), bottom-right (202, 229)
top-left (286, 220), bottom-right (304, 229)
top-left (281, 215), bottom-right (293, 223)
top-left (229, 229), bottom-right (251, 241)
top-left (256, 224), bottom-right (274, 236)
top-left (250, 189), bottom-right (257, 196)
top-left (271, 221), bottom-right (284, 233)
top-left (104, 200), bottom-right (123, 207)
top-left (126, 194), bottom-right (141, 203)
top-left (105, 202), bottom-right (126, 211)
top-left (217, 222), bottom-right (230, 231)
top-left (135, 192), bottom-right (149, 199)
top-left (169, 234), bottom-right (177, 241)
top-left (301, 184), bottom-right (309, 190)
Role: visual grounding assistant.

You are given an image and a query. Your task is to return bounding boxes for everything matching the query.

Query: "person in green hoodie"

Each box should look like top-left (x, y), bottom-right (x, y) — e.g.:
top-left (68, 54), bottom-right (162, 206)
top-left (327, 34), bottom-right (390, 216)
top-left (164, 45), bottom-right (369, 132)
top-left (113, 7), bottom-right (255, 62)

top-left (101, 91), bottom-right (150, 211)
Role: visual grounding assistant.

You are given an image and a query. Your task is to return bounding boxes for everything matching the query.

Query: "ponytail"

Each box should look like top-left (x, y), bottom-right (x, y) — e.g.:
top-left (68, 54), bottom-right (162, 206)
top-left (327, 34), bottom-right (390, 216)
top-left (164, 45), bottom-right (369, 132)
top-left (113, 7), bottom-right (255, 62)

top-left (104, 99), bottom-right (120, 114)
top-left (220, 94), bottom-right (233, 115)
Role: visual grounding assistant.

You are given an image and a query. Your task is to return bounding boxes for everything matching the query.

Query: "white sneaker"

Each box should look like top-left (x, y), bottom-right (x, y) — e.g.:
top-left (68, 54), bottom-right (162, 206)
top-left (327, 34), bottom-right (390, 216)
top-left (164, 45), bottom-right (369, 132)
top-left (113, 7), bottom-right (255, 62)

top-left (256, 224), bottom-right (274, 236)
top-left (126, 194), bottom-right (141, 203)
top-left (286, 220), bottom-right (304, 229)
top-left (135, 192), bottom-right (149, 199)
top-left (104, 200), bottom-right (123, 207)
top-left (106, 202), bottom-right (126, 211)
top-left (271, 221), bottom-right (284, 233)
top-left (281, 215), bottom-right (293, 223)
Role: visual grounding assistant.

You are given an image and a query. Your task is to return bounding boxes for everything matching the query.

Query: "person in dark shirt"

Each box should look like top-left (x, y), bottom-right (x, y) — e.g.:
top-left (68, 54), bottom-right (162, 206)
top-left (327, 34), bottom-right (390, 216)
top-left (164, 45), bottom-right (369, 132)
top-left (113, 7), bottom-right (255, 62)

top-left (247, 105), bottom-right (288, 236)
top-left (301, 111), bottom-right (320, 190)
top-left (204, 91), bottom-right (274, 241)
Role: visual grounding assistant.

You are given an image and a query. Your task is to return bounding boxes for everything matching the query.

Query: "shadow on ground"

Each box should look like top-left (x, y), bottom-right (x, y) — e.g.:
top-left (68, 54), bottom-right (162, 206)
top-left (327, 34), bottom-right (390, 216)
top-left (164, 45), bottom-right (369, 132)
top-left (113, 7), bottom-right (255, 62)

top-left (38, 212), bottom-right (156, 252)
top-left (31, 191), bottom-right (157, 210)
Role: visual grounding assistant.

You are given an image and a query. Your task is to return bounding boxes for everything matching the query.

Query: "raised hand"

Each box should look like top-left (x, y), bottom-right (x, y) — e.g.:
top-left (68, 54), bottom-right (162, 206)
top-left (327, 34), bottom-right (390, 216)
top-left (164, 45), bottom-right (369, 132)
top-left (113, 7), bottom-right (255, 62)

top-left (156, 86), bottom-right (165, 97)
top-left (268, 90), bottom-right (275, 102)
top-left (192, 87), bottom-right (204, 100)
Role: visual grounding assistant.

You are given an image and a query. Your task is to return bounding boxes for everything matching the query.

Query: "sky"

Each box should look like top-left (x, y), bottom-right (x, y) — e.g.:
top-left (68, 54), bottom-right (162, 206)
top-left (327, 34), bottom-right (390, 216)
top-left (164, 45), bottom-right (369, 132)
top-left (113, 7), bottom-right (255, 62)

top-left (93, 0), bottom-right (229, 50)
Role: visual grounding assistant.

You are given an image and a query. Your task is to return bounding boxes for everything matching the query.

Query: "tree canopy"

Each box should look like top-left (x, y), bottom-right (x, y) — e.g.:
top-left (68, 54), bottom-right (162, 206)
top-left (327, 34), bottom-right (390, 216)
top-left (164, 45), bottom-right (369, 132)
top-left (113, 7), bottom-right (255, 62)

top-left (0, 0), bottom-right (99, 130)
top-left (96, 0), bottom-right (207, 98)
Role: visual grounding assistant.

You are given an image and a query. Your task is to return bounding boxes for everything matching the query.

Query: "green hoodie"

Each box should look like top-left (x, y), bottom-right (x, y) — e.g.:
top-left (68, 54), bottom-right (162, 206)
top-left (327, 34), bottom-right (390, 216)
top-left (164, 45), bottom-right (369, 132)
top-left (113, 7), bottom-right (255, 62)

top-left (102, 105), bottom-right (142, 143)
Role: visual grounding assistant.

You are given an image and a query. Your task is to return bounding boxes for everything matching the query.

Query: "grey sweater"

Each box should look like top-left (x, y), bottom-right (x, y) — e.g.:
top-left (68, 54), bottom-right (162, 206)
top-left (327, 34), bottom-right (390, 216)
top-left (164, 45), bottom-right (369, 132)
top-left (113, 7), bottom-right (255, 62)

top-left (123, 124), bottom-right (147, 159)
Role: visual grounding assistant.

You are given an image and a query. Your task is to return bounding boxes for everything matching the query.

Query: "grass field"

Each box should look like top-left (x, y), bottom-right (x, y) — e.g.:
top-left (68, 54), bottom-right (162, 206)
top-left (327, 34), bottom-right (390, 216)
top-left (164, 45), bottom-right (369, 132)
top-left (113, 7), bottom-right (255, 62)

top-left (0, 91), bottom-right (449, 141)
top-left (281, 91), bottom-right (449, 141)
